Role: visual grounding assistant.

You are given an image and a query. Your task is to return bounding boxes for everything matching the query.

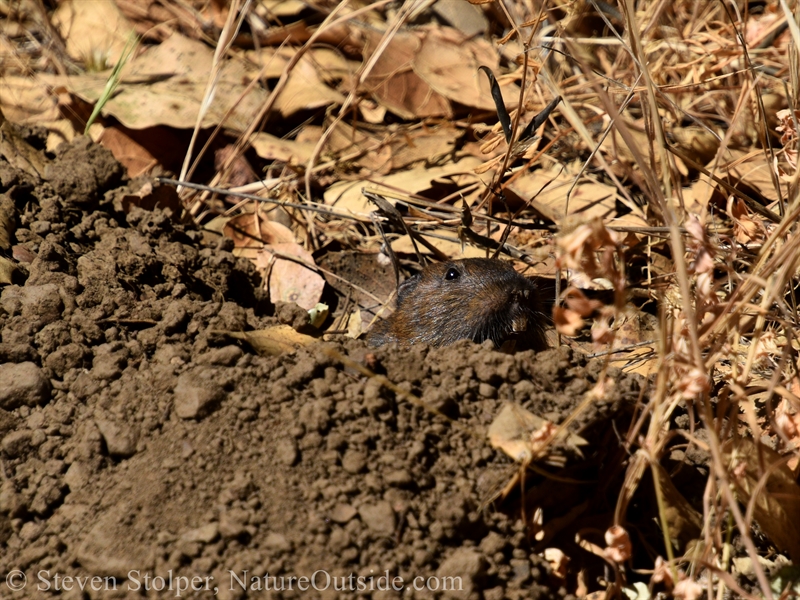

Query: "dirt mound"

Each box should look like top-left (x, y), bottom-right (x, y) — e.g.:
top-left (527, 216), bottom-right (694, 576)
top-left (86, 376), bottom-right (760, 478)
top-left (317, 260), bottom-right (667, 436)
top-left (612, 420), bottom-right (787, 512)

top-left (0, 132), bottom-right (642, 599)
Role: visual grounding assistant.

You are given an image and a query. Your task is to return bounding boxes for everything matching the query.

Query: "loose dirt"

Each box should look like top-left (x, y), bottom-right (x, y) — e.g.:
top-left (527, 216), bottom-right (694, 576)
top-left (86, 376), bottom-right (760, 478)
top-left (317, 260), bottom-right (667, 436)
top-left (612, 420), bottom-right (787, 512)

top-left (0, 130), bottom-right (643, 599)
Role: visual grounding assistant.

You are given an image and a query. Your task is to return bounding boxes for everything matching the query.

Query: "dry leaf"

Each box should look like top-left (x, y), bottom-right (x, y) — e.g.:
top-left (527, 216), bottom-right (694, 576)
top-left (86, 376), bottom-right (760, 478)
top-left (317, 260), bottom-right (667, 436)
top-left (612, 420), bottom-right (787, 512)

top-left (413, 27), bottom-right (517, 111)
top-left (224, 213), bottom-right (295, 249)
top-left (323, 156), bottom-right (483, 215)
top-left (0, 256), bottom-right (16, 285)
top-left (52, 34), bottom-right (268, 131)
top-left (390, 230), bottom-right (486, 259)
top-left (723, 437), bottom-right (800, 559)
top-left (227, 326), bottom-right (316, 356)
top-left (52, 0), bottom-right (135, 66)
top-left (563, 287), bottom-right (603, 317)
top-left (275, 55), bottom-right (345, 117)
top-left (250, 132), bottom-right (316, 165)
top-left (0, 76), bottom-right (62, 125)
top-left (94, 125), bottom-right (158, 177)
top-left (0, 194), bottom-right (15, 251)
top-left (553, 306), bottom-right (585, 337)
top-left (487, 403), bottom-right (587, 464)
top-left (345, 310), bottom-right (363, 339)
top-left (504, 168), bottom-right (640, 227)
top-left (603, 525), bottom-right (632, 563)
top-left (260, 243), bottom-right (325, 311)
top-left (362, 29), bottom-right (451, 120)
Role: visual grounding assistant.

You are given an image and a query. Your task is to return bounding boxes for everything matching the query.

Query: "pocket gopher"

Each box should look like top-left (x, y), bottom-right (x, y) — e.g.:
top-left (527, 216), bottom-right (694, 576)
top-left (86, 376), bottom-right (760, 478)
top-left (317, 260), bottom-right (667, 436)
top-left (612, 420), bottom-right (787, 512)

top-left (367, 258), bottom-right (548, 350)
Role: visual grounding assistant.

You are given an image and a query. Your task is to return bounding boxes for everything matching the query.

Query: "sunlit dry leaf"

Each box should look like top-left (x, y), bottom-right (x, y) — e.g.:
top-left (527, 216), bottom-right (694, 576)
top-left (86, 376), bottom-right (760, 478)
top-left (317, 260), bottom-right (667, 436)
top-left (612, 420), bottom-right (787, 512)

top-left (223, 213), bottom-right (294, 249)
top-left (323, 157), bottom-right (482, 215)
top-left (250, 132), bottom-right (316, 165)
top-left (52, 0), bottom-right (135, 66)
top-left (603, 525), bottom-right (631, 563)
top-left (673, 578), bottom-right (703, 600)
top-left (543, 548), bottom-right (569, 580)
top-left (433, 0), bottom-right (488, 36)
top-left (504, 168), bottom-right (626, 226)
top-left (51, 34), bottom-right (268, 131)
top-left (0, 76), bottom-right (62, 125)
top-left (0, 195), bottom-right (14, 251)
top-left (487, 403), bottom-right (587, 464)
top-left (276, 55), bottom-right (345, 117)
top-left (261, 243), bottom-right (325, 311)
top-left (345, 310), bottom-right (363, 339)
top-left (227, 326), bottom-right (316, 356)
top-left (413, 27), bottom-right (518, 112)
top-left (724, 149), bottom-right (785, 206)
top-left (390, 231), bottom-right (486, 259)
top-left (362, 29), bottom-right (451, 119)
top-left (260, 0), bottom-right (307, 17)
top-left (0, 256), bottom-right (16, 285)
top-left (553, 306), bottom-right (585, 337)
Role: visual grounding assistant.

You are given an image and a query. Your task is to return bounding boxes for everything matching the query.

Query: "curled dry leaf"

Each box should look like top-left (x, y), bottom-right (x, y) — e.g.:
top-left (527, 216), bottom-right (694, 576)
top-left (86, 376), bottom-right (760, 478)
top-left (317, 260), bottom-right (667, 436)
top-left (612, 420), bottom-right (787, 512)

top-left (677, 367), bottom-right (711, 400)
top-left (543, 548), bottom-right (569, 580)
top-left (651, 556), bottom-right (674, 588)
top-left (673, 578), bottom-right (703, 600)
top-left (553, 306), bottom-right (585, 337)
top-left (557, 219), bottom-right (619, 281)
top-left (775, 397), bottom-right (800, 448)
top-left (603, 525), bottom-right (632, 563)
top-left (728, 197), bottom-right (767, 245)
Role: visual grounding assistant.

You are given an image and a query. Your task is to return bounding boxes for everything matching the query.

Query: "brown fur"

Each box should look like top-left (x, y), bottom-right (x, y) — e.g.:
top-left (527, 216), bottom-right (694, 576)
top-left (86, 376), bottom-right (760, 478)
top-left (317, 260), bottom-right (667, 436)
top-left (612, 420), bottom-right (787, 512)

top-left (367, 258), bottom-right (548, 350)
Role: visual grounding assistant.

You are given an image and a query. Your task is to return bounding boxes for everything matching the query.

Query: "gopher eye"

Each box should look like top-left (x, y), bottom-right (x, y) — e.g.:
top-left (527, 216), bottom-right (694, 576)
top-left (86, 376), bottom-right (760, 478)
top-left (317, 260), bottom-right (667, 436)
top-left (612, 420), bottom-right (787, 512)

top-left (445, 267), bottom-right (460, 281)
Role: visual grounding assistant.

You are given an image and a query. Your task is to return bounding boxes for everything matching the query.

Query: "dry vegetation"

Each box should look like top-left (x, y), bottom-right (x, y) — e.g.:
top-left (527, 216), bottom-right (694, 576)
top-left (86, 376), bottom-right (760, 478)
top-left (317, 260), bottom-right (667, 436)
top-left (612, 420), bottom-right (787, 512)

top-left (2, 0), bottom-right (800, 598)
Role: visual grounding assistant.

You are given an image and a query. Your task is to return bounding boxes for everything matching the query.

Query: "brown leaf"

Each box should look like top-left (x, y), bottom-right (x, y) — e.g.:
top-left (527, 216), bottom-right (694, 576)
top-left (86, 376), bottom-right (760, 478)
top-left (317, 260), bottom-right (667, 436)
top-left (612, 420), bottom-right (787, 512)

top-left (362, 29), bottom-right (451, 120)
top-left (723, 437), bottom-right (800, 559)
top-left (553, 306), bottom-right (585, 337)
top-left (487, 403), bottom-right (587, 464)
top-left (413, 27), bottom-right (517, 112)
top-left (52, 0), bottom-right (135, 65)
top-left (95, 126), bottom-right (158, 177)
top-left (563, 287), bottom-right (603, 317)
top-left (223, 213), bottom-right (295, 249)
top-left (259, 243), bottom-right (326, 311)
top-left (56, 34), bottom-right (268, 131)
top-left (227, 326), bottom-right (316, 356)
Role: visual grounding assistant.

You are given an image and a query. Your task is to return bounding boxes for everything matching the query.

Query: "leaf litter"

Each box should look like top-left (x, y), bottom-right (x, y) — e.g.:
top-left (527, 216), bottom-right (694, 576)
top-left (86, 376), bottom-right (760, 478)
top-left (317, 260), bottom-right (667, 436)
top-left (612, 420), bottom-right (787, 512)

top-left (1, 0), bottom-right (800, 597)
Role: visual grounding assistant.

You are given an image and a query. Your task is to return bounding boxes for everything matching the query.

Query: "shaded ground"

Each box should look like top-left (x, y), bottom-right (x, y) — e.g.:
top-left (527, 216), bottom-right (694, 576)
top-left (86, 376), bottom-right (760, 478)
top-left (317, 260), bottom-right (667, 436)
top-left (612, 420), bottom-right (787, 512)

top-left (0, 131), bottom-right (643, 599)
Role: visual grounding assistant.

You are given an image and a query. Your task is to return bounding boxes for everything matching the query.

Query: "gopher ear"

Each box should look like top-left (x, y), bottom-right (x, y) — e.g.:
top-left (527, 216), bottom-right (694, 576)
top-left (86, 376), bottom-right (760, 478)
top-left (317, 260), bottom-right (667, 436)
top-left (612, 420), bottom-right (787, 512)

top-left (397, 274), bottom-right (420, 305)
